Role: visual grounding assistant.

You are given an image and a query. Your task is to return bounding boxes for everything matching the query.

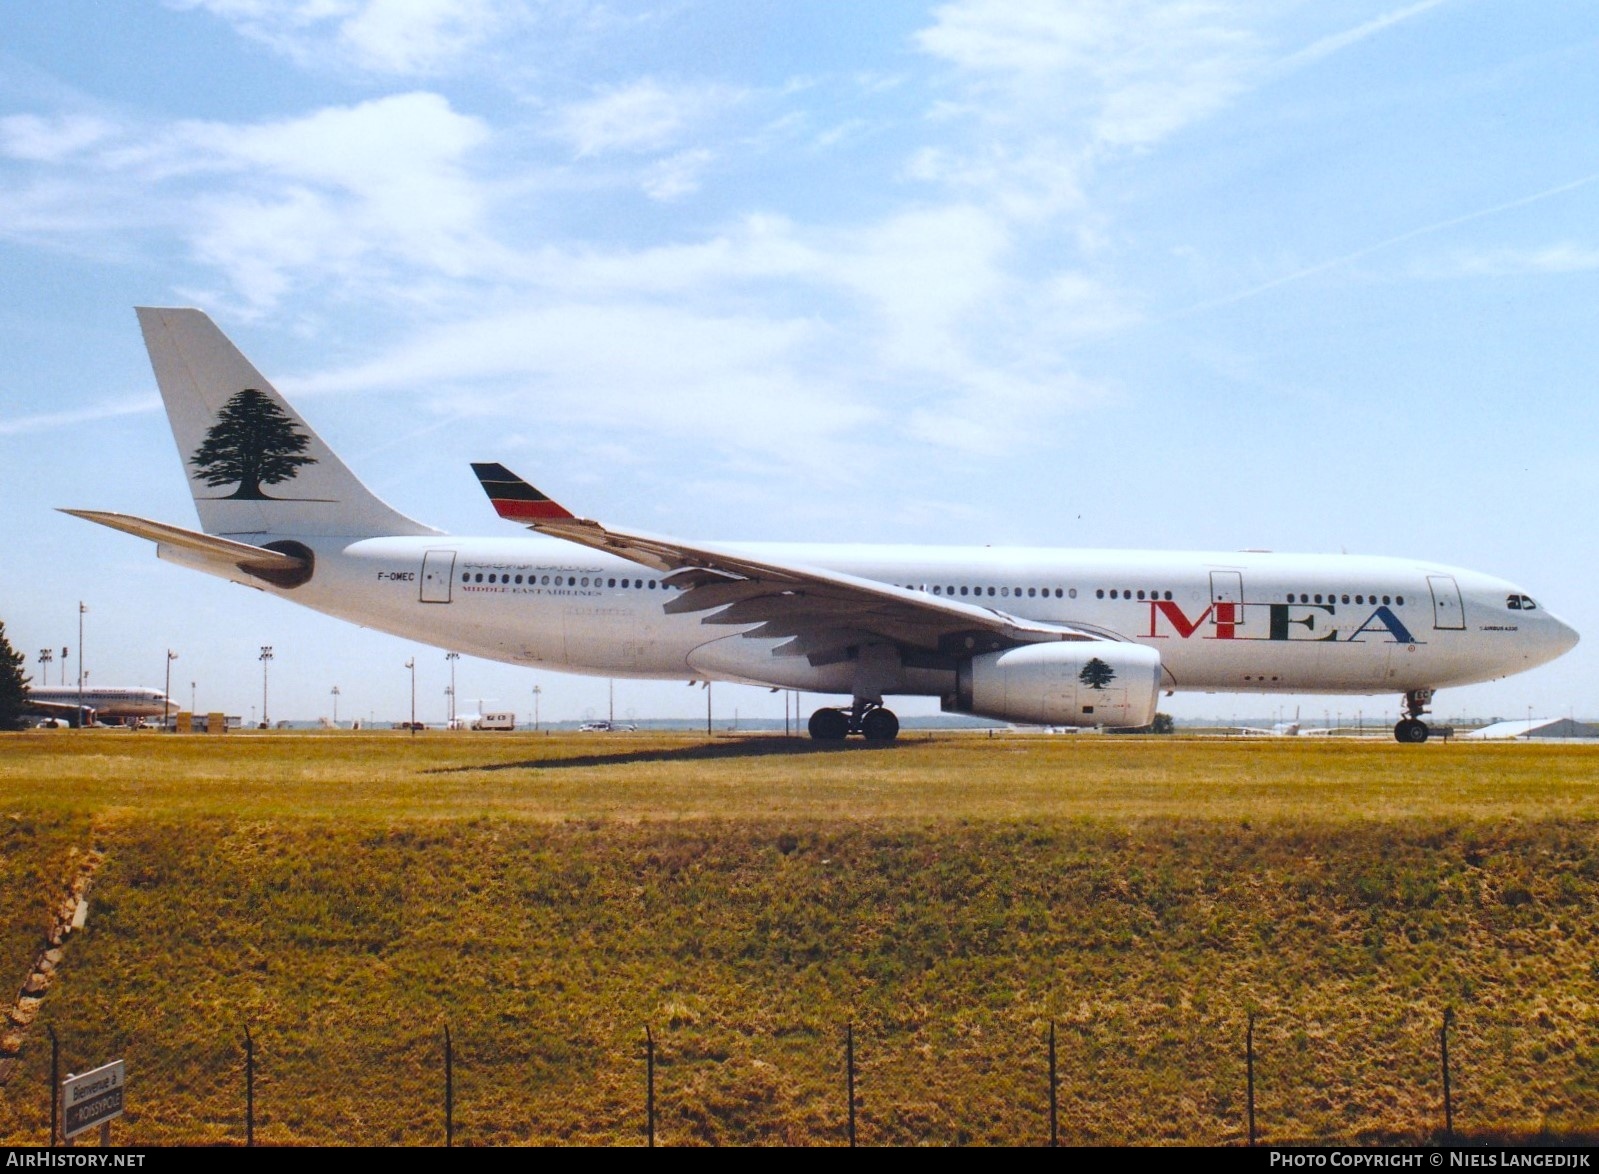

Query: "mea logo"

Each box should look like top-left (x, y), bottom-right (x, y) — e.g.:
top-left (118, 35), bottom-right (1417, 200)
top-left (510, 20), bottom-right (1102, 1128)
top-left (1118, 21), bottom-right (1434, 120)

top-left (190, 389), bottom-right (319, 500)
top-left (1144, 599), bottom-right (1419, 645)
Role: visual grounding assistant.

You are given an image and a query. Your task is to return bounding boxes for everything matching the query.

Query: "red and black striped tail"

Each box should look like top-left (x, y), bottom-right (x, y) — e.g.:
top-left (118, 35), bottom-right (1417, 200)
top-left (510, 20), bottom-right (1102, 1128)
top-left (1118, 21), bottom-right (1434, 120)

top-left (470, 462), bottom-right (574, 521)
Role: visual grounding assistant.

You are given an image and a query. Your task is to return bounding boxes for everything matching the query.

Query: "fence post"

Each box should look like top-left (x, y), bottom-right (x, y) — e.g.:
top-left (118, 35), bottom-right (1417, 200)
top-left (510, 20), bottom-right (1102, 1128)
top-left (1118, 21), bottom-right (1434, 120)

top-left (244, 1024), bottom-right (255, 1147)
top-left (47, 1025), bottom-right (58, 1148)
top-left (846, 1022), bottom-right (856, 1148)
top-left (1246, 1013), bottom-right (1256, 1148)
top-left (444, 1024), bottom-right (453, 1148)
top-left (1048, 1022), bottom-right (1058, 1147)
top-left (1440, 1008), bottom-right (1453, 1141)
top-left (645, 1026), bottom-right (655, 1148)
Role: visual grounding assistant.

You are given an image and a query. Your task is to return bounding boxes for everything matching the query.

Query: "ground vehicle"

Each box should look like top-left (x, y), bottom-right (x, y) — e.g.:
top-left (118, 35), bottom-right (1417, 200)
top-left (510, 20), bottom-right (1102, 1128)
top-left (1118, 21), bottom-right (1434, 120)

top-left (578, 720), bottom-right (636, 732)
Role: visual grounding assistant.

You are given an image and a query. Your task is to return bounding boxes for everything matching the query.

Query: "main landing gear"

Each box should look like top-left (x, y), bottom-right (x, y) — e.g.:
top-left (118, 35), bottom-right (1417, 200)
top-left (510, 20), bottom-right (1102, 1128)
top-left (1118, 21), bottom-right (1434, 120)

top-left (1394, 688), bottom-right (1434, 743)
top-left (808, 700), bottom-right (900, 743)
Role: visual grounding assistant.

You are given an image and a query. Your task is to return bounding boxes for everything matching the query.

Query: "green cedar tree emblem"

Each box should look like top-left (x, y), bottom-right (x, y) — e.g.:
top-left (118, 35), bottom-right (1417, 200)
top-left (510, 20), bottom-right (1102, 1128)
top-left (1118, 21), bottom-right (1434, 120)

top-left (190, 388), bottom-right (318, 499)
top-left (1078, 657), bottom-right (1116, 690)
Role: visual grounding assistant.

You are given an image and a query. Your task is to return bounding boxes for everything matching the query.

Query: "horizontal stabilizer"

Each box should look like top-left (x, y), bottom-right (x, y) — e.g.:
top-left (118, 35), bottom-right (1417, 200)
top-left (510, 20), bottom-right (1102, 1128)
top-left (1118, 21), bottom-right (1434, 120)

top-left (60, 509), bottom-right (307, 573)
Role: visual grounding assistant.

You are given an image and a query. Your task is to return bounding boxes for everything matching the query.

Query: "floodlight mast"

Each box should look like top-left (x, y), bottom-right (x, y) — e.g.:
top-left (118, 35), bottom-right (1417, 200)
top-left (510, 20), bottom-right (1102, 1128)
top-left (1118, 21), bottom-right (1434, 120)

top-left (165, 650), bottom-right (178, 731)
top-left (406, 658), bottom-right (416, 736)
top-left (259, 646), bottom-right (274, 728)
top-left (76, 603), bottom-right (86, 727)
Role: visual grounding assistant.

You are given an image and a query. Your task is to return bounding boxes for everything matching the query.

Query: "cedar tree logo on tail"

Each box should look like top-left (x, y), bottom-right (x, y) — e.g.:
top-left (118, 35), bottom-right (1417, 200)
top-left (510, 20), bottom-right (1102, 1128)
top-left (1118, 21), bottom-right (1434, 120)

top-left (190, 389), bottom-right (318, 499)
top-left (1079, 657), bottom-right (1116, 690)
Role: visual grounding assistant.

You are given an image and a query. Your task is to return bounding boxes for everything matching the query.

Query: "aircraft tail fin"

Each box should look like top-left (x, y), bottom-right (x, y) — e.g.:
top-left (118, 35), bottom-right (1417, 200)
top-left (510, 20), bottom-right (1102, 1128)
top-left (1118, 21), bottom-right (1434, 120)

top-left (137, 307), bottom-right (440, 539)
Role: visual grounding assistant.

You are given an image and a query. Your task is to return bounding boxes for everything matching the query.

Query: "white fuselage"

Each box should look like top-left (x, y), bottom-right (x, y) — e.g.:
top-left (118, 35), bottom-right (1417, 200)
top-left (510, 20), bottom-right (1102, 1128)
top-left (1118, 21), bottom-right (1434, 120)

top-left (27, 686), bottom-right (172, 718)
top-left (163, 535), bottom-right (1578, 701)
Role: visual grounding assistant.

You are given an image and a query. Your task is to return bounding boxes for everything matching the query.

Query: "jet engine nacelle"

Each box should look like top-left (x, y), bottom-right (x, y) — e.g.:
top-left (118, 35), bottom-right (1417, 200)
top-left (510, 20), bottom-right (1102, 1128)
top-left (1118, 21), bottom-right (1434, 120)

top-left (944, 642), bottom-right (1163, 728)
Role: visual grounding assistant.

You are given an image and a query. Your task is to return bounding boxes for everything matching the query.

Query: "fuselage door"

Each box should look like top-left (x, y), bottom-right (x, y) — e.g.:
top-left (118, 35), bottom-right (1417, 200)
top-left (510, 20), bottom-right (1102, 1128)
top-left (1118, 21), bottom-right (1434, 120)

top-left (1209, 570), bottom-right (1245, 630)
top-left (1427, 575), bottom-right (1465, 631)
top-left (420, 550), bottom-right (456, 604)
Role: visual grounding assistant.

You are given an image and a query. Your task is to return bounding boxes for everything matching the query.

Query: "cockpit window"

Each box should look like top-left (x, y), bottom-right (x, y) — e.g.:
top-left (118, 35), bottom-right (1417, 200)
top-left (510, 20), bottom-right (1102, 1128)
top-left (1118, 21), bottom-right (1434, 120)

top-left (1506, 594), bottom-right (1538, 611)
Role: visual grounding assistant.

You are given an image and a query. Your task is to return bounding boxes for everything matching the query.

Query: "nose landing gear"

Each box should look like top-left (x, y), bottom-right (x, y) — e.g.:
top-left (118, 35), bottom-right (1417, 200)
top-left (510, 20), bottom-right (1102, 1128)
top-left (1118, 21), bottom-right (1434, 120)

top-left (807, 699), bottom-right (901, 742)
top-left (1394, 688), bottom-right (1434, 743)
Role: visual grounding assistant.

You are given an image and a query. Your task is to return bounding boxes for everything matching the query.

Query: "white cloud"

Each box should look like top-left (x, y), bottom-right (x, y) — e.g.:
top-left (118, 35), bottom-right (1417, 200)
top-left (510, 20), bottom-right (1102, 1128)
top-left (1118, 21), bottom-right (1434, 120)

top-left (0, 92), bottom-right (499, 312)
top-left (916, 0), bottom-right (1262, 150)
top-left (0, 114), bottom-right (115, 162)
top-left (174, 93), bottom-right (496, 308)
top-left (172, 0), bottom-right (523, 75)
top-left (822, 204), bottom-right (1012, 373)
top-left (299, 302), bottom-right (882, 474)
top-left (641, 148), bottom-right (714, 201)
top-left (551, 78), bottom-right (744, 156)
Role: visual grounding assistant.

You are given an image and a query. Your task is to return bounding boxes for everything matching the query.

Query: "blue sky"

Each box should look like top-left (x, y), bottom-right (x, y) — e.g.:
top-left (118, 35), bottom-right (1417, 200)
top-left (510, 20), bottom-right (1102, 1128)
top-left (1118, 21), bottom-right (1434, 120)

top-left (3, 0), bottom-right (1596, 727)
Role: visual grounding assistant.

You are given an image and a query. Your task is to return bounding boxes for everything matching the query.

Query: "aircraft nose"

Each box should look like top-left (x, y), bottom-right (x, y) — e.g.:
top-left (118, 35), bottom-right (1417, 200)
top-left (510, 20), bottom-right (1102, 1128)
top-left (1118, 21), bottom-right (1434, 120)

top-left (1547, 612), bottom-right (1581, 657)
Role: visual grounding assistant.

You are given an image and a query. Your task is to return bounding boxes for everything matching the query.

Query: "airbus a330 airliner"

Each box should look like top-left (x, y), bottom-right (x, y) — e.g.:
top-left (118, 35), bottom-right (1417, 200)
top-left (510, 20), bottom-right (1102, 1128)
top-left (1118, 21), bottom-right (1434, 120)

top-left (65, 309), bottom-right (1578, 743)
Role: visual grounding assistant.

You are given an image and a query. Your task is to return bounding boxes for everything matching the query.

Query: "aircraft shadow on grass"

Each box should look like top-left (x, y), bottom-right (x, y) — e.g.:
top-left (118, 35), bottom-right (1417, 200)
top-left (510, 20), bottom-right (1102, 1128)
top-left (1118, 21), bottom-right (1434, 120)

top-left (433, 735), bottom-right (905, 773)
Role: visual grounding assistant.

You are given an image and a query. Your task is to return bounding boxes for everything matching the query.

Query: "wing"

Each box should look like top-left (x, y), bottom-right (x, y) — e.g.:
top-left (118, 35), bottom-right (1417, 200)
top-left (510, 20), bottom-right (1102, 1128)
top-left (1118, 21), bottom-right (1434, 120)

top-left (25, 698), bottom-right (89, 718)
top-left (471, 463), bottom-right (1124, 667)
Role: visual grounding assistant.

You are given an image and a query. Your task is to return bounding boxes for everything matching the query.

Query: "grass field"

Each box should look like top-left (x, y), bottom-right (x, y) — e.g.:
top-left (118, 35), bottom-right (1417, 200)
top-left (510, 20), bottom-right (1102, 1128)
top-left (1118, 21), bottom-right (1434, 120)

top-left (1, 729), bottom-right (1597, 1146)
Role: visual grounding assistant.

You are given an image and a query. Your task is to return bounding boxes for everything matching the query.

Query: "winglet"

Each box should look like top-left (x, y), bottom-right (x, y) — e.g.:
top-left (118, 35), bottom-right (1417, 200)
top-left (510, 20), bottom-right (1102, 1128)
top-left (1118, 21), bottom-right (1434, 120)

top-left (470, 463), bottom-right (575, 522)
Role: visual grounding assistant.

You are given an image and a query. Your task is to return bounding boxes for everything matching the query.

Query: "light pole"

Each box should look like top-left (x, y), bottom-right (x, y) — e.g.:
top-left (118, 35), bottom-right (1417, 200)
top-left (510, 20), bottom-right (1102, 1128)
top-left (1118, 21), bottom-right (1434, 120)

top-left (60, 647), bottom-right (67, 686)
top-left (406, 658), bottom-right (416, 736)
top-left (258, 646), bottom-right (274, 728)
top-left (76, 603), bottom-right (86, 726)
top-left (445, 652), bottom-right (459, 726)
top-left (532, 684), bottom-right (541, 732)
top-left (190, 681), bottom-right (197, 716)
top-left (331, 685), bottom-right (340, 727)
top-left (37, 649), bottom-right (51, 691)
top-left (164, 650), bottom-right (178, 730)
top-left (609, 679), bottom-right (615, 726)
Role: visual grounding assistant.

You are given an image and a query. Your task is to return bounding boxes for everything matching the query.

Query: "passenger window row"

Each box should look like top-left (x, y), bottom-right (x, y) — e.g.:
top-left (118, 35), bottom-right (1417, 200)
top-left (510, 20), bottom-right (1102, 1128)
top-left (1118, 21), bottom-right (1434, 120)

top-left (908, 585), bottom-right (1081, 600)
top-left (464, 572), bottom-right (676, 590)
top-left (1285, 592), bottom-right (1403, 606)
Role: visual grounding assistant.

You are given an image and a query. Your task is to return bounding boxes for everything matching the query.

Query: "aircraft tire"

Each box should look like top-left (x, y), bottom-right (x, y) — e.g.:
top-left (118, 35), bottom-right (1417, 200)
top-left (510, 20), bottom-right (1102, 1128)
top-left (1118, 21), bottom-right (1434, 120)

top-left (808, 708), bottom-right (849, 742)
top-left (861, 708), bottom-right (900, 743)
top-left (1394, 718), bottom-right (1430, 744)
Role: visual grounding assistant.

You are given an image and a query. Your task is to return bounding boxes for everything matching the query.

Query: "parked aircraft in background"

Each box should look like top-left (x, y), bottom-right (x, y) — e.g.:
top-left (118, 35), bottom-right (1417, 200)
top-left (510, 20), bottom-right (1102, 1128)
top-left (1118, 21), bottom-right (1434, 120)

top-left (63, 309), bottom-right (1579, 743)
top-left (1228, 709), bottom-right (1305, 737)
top-left (26, 685), bottom-right (172, 725)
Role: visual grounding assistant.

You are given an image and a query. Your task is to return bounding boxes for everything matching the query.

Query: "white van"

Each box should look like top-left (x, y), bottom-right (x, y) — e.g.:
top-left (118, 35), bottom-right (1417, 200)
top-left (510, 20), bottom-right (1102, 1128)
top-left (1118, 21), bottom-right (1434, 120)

top-left (471, 711), bottom-right (517, 731)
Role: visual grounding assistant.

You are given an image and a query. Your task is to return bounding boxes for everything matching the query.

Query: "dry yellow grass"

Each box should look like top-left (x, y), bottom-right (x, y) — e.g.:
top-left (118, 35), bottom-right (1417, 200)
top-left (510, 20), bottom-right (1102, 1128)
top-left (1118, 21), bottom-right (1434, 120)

top-left (0, 730), bottom-right (1596, 1146)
